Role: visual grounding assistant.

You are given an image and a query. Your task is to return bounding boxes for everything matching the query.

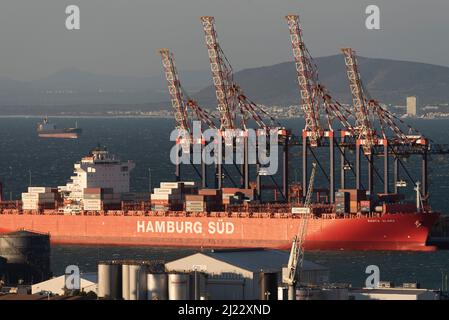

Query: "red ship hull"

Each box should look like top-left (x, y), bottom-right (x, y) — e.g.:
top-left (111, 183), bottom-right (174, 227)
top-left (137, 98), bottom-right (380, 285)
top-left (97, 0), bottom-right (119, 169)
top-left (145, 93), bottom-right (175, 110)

top-left (0, 211), bottom-right (439, 251)
top-left (38, 133), bottom-right (80, 139)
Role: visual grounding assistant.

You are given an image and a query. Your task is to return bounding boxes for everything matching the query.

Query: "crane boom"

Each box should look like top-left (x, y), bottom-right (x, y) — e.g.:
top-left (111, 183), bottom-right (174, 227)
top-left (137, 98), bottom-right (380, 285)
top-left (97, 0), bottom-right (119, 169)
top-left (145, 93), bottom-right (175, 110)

top-left (285, 162), bottom-right (317, 290)
top-left (158, 48), bottom-right (191, 134)
top-left (285, 15), bottom-right (321, 147)
top-left (341, 48), bottom-right (375, 155)
top-left (200, 16), bottom-right (236, 131)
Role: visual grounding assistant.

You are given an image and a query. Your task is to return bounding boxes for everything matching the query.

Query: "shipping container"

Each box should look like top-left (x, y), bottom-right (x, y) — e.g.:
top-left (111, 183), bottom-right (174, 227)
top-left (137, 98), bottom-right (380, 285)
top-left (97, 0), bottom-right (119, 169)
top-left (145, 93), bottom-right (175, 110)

top-left (84, 188), bottom-right (114, 195)
top-left (383, 203), bottom-right (416, 214)
top-left (185, 195), bottom-right (204, 201)
top-left (150, 194), bottom-right (182, 201)
top-left (28, 187), bottom-right (52, 194)
top-left (22, 193), bottom-right (55, 199)
top-left (160, 182), bottom-right (183, 189)
top-left (377, 193), bottom-right (405, 203)
top-left (292, 207), bottom-right (310, 214)
top-left (186, 200), bottom-right (204, 206)
top-left (198, 189), bottom-right (221, 196)
top-left (153, 188), bottom-right (182, 195)
top-left (338, 189), bottom-right (366, 201)
top-left (349, 200), bottom-right (359, 213)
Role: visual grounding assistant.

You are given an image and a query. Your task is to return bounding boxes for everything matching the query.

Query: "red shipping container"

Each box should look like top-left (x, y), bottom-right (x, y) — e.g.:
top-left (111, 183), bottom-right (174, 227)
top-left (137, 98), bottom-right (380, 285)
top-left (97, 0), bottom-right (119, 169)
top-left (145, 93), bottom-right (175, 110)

top-left (185, 195), bottom-right (204, 201)
top-left (198, 189), bottom-right (222, 196)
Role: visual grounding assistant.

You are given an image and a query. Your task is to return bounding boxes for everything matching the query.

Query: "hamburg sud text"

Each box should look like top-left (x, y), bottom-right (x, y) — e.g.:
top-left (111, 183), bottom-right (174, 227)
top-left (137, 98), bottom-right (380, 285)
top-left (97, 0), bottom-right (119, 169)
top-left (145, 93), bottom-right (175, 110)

top-left (137, 220), bottom-right (235, 235)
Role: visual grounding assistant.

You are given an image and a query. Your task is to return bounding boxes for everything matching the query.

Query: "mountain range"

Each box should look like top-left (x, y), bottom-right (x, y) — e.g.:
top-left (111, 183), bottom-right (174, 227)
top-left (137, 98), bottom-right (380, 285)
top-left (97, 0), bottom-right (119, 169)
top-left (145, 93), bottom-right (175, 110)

top-left (1, 54), bottom-right (449, 114)
top-left (196, 54), bottom-right (449, 107)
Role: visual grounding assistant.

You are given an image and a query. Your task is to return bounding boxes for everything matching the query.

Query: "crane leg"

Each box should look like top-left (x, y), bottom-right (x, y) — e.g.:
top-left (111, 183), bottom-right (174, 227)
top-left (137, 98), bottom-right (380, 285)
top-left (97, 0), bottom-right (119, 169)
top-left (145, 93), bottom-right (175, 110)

top-left (329, 134), bottom-right (335, 203)
top-left (340, 135), bottom-right (346, 189)
top-left (356, 143), bottom-right (361, 189)
top-left (302, 134), bottom-right (308, 199)
top-left (384, 143), bottom-right (389, 194)
top-left (393, 157), bottom-right (399, 193)
top-left (283, 141), bottom-right (289, 202)
top-left (368, 153), bottom-right (373, 195)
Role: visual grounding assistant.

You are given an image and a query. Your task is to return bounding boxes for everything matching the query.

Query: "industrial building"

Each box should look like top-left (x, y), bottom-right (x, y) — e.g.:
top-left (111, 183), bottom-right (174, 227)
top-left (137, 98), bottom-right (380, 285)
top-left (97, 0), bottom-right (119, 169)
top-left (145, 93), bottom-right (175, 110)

top-left (31, 273), bottom-right (97, 296)
top-left (407, 96), bottom-right (418, 116)
top-left (165, 249), bottom-right (329, 300)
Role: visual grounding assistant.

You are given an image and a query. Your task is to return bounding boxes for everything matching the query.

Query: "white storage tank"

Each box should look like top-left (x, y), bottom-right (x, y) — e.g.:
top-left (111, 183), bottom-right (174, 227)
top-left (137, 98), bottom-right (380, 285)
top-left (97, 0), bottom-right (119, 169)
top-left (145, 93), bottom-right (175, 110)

top-left (147, 273), bottom-right (168, 300)
top-left (168, 273), bottom-right (190, 300)
top-left (122, 264), bottom-right (130, 300)
top-left (129, 263), bottom-right (148, 300)
top-left (98, 261), bottom-right (122, 299)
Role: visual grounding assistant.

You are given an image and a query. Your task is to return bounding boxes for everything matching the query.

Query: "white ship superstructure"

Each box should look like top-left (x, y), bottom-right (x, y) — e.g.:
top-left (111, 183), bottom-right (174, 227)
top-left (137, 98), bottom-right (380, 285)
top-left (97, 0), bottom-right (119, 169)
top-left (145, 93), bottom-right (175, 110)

top-left (58, 146), bottom-right (135, 211)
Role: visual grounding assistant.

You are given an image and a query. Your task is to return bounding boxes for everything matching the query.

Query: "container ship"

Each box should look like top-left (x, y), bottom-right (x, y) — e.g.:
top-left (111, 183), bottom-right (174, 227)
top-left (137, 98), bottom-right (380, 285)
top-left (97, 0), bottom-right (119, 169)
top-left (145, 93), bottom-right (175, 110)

top-left (0, 147), bottom-right (439, 251)
top-left (37, 117), bottom-right (82, 139)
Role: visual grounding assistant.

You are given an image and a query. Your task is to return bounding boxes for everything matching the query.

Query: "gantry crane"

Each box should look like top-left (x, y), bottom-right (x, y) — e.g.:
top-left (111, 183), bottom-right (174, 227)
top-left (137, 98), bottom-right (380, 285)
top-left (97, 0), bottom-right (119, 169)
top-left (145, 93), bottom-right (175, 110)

top-left (158, 48), bottom-right (217, 187)
top-left (285, 14), bottom-right (357, 203)
top-left (284, 162), bottom-right (317, 300)
top-left (200, 16), bottom-right (290, 197)
top-left (340, 47), bottom-right (436, 196)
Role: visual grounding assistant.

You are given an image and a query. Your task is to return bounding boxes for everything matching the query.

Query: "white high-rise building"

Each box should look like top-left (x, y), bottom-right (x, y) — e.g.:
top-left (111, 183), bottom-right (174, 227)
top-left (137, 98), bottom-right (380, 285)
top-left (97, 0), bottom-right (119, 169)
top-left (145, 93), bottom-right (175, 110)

top-left (406, 96), bottom-right (417, 116)
top-left (58, 146), bottom-right (135, 202)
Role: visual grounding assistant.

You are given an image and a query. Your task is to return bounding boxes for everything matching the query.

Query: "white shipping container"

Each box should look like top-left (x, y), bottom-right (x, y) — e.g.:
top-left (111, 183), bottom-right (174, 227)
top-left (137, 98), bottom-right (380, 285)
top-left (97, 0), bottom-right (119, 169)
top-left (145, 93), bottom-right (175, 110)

top-left (153, 188), bottom-right (182, 195)
top-left (28, 187), bottom-right (52, 194)
top-left (84, 206), bottom-right (102, 211)
top-left (83, 199), bottom-right (102, 205)
top-left (160, 182), bottom-right (183, 189)
top-left (292, 207), bottom-right (310, 214)
top-left (151, 193), bottom-right (182, 201)
top-left (22, 199), bottom-right (54, 205)
top-left (186, 201), bottom-right (204, 206)
top-left (186, 206), bottom-right (204, 212)
top-left (22, 193), bottom-right (55, 200)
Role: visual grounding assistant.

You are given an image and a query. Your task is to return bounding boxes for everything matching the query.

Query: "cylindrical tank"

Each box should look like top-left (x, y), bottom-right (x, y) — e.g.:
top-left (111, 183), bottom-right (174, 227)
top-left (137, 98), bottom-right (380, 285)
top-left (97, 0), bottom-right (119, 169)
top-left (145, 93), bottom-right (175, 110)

top-left (297, 288), bottom-right (322, 300)
top-left (147, 273), bottom-right (168, 300)
top-left (98, 261), bottom-right (122, 299)
top-left (168, 273), bottom-right (190, 300)
top-left (0, 231), bottom-right (50, 265)
top-left (129, 264), bottom-right (147, 300)
top-left (0, 230), bottom-right (51, 284)
top-left (189, 271), bottom-right (207, 300)
top-left (277, 286), bottom-right (288, 300)
top-left (122, 264), bottom-right (130, 300)
top-left (259, 272), bottom-right (278, 300)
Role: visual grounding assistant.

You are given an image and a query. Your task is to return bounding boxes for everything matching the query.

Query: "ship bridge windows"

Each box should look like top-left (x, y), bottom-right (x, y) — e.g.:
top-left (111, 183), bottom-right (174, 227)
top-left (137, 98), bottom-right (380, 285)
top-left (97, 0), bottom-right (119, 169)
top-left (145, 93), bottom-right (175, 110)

top-left (121, 166), bottom-right (128, 172)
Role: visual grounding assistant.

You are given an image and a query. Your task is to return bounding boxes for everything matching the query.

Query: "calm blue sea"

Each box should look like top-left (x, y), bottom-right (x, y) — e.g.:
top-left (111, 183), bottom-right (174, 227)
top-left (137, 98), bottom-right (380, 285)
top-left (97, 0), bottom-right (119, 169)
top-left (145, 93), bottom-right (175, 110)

top-left (0, 117), bottom-right (448, 289)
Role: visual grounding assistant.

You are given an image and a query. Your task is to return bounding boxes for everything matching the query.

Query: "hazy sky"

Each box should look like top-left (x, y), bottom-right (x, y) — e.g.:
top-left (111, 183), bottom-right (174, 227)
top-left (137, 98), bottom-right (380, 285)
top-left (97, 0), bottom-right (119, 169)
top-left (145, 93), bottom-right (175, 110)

top-left (0, 0), bottom-right (448, 81)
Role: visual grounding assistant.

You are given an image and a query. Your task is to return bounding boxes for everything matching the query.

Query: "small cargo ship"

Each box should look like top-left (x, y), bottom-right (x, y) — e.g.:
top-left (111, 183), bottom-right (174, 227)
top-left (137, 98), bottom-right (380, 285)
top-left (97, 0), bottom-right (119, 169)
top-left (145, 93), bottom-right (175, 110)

top-left (37, 117), bottom-right (82, 139)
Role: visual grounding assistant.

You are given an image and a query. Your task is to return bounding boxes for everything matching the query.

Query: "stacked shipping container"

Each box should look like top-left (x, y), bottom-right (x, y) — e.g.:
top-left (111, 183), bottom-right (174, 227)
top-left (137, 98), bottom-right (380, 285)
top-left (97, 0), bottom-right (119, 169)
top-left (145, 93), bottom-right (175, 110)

top-left (186, 189), bottom-right (222, 212)
top-left (83, 188), bottom-right (121, 211)
top-left (22, 187), bottom-right (56, 210)
top-left (222, 188), bottom-right (255, 205)
top-left (150, 182), bottom-right (197, 211)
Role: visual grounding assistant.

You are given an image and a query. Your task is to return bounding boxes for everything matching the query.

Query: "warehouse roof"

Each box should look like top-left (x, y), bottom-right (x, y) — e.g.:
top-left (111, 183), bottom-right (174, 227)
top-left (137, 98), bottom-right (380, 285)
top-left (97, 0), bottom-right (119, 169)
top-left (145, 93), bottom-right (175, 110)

top-left (175, 249), bottom-right (328, 273)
